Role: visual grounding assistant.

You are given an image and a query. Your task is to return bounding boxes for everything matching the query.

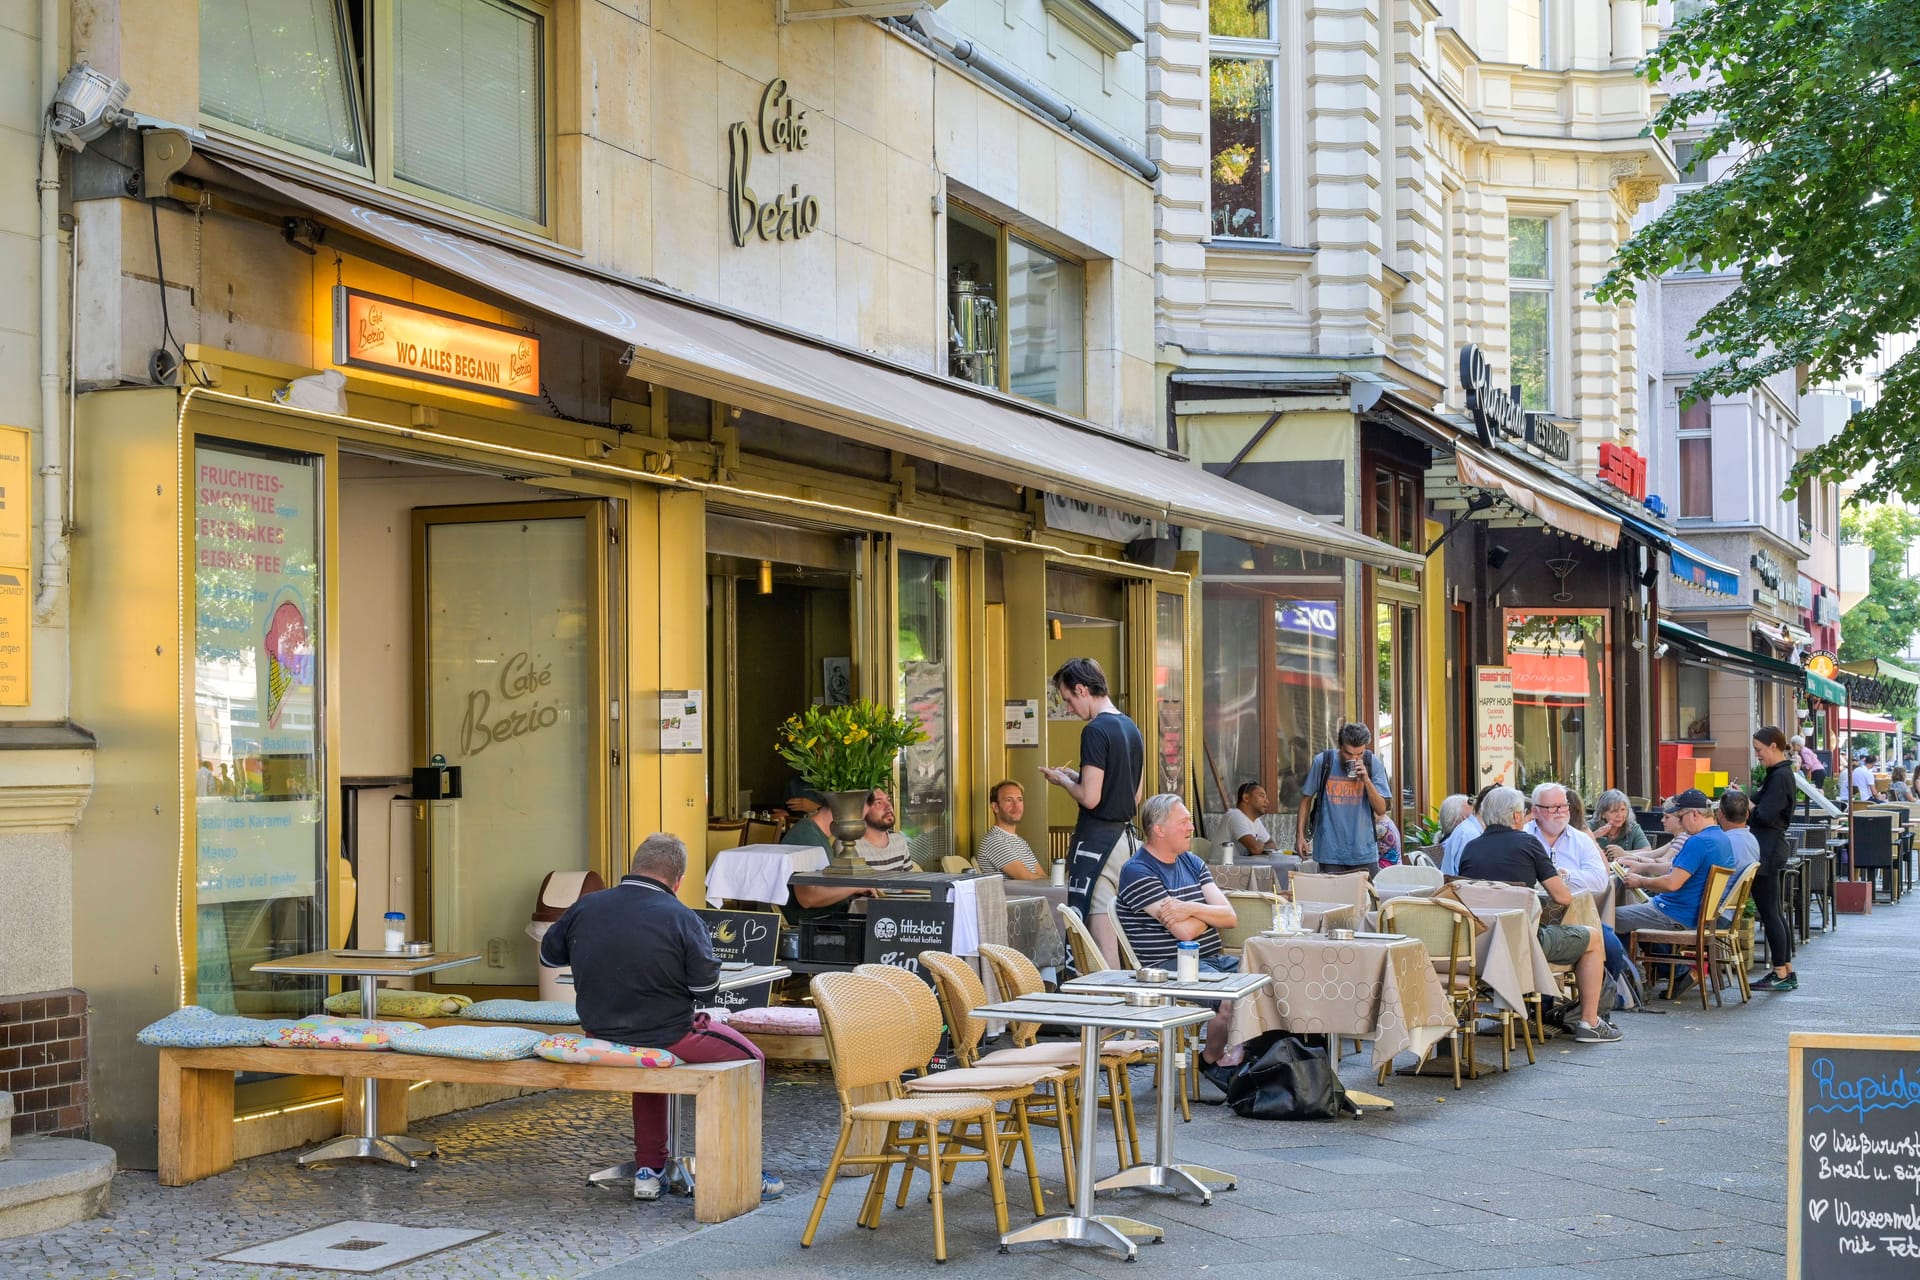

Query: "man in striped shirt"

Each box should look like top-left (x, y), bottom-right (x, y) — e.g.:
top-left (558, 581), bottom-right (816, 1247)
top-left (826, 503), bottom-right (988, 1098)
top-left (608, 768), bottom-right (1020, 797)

top-left (1114, 793), bottom-right (1240, 1091)
top-left (976, 780), bottom-right (1045, 879)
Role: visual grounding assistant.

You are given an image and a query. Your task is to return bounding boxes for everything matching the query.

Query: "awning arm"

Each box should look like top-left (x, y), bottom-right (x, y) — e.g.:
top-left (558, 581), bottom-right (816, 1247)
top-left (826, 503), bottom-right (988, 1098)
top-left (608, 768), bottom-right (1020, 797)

top-left (1423, 491), bottom-right (1495, 557)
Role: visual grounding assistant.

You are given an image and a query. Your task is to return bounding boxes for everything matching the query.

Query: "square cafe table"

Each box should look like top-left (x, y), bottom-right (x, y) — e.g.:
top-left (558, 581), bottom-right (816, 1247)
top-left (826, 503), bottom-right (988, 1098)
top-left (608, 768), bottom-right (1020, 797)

top-left (969, 992), bottom-right (1219, 1261)
top-left (1232, 933), bottom-right (1456, 1071)
top-left (251, 948), bottom-right (481, 1169)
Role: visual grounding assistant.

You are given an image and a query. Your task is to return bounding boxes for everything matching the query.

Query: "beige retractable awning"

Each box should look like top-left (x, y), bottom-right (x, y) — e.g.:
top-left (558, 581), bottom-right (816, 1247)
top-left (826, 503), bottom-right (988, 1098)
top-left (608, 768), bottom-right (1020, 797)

top-left (221, 162), bottom-right (1418, 572)
top-left (1448, 442), bottom-right (1621, 549)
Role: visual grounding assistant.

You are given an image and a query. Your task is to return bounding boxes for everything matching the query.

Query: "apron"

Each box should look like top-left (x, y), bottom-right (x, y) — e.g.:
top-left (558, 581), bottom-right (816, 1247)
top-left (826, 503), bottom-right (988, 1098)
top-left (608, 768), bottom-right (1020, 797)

top-left (1066, 817), bottom-right (1137, 921)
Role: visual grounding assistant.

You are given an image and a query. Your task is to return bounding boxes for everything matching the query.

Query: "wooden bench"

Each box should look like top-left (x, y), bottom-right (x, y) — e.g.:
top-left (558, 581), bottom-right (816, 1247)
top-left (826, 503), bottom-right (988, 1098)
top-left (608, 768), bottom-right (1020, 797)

top-left (157, 1046), bottom-right (763, 1223)
top-left (404, 1016), bottom-right (830, 1065)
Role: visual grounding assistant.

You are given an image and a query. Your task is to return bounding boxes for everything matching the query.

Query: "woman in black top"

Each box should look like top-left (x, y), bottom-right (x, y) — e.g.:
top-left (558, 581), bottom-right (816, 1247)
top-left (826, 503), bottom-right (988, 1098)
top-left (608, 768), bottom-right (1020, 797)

top-left (1748, 726), bottom-right (1798, 991)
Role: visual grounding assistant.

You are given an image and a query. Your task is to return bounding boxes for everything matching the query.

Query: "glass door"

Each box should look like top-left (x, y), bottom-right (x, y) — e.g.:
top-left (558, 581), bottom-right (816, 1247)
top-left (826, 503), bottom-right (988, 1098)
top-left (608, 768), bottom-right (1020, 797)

top-left (897, 549), bottom-right (954, 865)
top-left (414, 501), bottom-right (610, 991)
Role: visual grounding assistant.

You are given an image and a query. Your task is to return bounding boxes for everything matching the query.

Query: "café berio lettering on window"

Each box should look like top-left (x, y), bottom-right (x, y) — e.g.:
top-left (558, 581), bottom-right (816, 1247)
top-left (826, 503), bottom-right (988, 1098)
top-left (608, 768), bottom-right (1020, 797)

top-left (728, 78), bottom-right (823, 248)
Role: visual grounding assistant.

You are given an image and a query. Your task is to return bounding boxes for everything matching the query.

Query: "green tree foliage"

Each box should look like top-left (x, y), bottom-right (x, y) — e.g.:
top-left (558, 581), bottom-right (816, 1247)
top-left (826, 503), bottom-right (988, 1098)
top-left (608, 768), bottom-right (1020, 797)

top-left (1839, 503), bottom-right (1920, 663)
top-left (1594, 2), bottom-right (1920, 501)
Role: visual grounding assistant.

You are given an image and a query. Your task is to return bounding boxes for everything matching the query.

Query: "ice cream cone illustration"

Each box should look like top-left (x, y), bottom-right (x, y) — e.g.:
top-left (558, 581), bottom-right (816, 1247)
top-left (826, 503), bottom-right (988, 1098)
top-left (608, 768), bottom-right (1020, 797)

top-left (263, 592), bottom-right (311, 729)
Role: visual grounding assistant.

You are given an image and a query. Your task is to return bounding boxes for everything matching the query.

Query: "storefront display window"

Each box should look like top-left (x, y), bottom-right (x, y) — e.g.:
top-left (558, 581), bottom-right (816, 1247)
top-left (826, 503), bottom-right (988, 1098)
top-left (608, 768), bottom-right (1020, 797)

top-left (192, 441), bottom-right (326, 1015)
top-left (945, 203), bottom-right (1086, 413)
top-left (1504, 609), bottom-right (1610, 795)
top-left (898, 551), bottom-right (953, 864)
top-left (1675, 663), bottom-right (1712, 740)
top-left (1154, 592), bottom-right (1186, 798)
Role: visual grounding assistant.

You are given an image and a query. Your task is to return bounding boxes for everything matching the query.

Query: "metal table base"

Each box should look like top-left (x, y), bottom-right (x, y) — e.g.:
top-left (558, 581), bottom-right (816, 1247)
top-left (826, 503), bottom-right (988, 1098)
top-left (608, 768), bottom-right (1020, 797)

top-left (1092, 1023), bottom-right (1235, 1205)
top-left (298, 976), bottom-right (438, 1170)
top-left (588, 1098), bottom-right (695, 1195)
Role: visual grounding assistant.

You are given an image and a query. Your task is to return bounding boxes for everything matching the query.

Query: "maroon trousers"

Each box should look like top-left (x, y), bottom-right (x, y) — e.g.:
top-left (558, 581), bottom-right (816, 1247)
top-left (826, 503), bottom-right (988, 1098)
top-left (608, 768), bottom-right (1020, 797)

top-left (631, 1013), bottom-right (766, 1170)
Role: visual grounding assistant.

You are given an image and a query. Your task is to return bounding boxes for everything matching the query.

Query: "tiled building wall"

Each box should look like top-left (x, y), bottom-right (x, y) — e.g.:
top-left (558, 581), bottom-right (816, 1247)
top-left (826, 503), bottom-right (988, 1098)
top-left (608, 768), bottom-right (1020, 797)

top-left (1, 988), bottom-right (89, 1138)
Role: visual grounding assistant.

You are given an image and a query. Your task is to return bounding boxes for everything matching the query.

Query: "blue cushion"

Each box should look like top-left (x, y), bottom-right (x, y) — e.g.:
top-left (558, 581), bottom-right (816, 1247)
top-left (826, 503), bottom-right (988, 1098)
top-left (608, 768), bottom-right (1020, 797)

top-left (464, 999), bottom-right (582, 1025)
top-left (389, 1025), bottom-right (545, 1061)
top-left (136, 1006), bottom-right (272, 1048)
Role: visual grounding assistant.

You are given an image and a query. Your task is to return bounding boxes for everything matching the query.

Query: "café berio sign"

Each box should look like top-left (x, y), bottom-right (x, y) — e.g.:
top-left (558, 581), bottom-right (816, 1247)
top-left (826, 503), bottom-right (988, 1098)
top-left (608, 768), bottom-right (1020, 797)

top-left (334, 286), bottom-right (540, 402)
top-left (1459, 344), bottom-right (1571, 462)
top-left (728, 78), bottom-right (822, 248)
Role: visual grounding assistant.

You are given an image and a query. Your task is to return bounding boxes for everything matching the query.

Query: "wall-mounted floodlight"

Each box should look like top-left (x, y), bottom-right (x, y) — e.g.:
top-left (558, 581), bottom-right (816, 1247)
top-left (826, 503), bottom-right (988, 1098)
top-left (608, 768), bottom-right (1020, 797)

top-left (50, 62), bottom-right (131, 152)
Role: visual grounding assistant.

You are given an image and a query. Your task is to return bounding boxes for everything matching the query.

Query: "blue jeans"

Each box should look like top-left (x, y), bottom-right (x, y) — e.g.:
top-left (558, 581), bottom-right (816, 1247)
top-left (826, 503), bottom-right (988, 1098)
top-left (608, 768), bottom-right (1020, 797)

top-left (1601, 924), bottom-right (1629, 978)
top-left (1198, 952), bottom-right (1239, 975)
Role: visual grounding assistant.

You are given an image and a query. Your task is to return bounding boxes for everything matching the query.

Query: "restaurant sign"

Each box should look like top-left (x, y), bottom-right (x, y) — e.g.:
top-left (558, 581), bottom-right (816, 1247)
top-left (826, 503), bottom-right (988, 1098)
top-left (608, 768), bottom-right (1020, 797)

top-left (728, 78), bottom-right (823, 248)
top-left (1459, 345), bottom-right (1570, 462)
top-left (333, 286), bottom-right (541, 402)
top-left (1474, 666), bottom-right (1516, 790)
top-left (1597, 442), bottom-right (1648, 502)
top-left (1806, 651), bottom-right (1840, 681)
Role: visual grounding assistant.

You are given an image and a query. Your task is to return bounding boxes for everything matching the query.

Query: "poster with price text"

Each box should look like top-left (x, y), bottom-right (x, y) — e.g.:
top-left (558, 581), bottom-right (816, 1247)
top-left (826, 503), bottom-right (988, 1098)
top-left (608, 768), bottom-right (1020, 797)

top-left (1474, 666), bottom-right (1516, 789)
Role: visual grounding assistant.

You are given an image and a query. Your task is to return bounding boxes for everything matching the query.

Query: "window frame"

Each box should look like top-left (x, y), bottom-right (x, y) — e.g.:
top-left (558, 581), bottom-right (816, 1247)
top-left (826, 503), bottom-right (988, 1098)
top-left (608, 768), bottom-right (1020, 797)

top-left (197, 0), bottom-right (558, 238)
top-left (1208, 6), bottom-right (1284, 244)
top-left (1676, 395), bottom-right (1714, 519)
top-left (944, 199), bottom-right (1088, 414)
top-left (1506, 210), bottom-right (1558, 413)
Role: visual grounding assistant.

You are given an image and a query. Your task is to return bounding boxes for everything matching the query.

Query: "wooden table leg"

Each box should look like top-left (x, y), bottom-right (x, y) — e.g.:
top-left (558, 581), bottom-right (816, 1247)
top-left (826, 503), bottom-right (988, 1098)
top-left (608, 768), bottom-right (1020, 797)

top-left (691, 1064), bottom-right (762, 1223)
top-left (158, 1049), bottom-right (235, 1186)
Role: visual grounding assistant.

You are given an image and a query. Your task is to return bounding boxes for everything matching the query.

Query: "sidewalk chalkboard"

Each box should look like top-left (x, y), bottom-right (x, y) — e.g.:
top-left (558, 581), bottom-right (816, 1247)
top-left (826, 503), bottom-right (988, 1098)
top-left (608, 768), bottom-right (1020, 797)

top-left (862, 898), bottom-right (955, 980)
top-left (1789, 1032), bottom-right (1920, 1278)
top-left (694, 908), bottom-right (780, 1012)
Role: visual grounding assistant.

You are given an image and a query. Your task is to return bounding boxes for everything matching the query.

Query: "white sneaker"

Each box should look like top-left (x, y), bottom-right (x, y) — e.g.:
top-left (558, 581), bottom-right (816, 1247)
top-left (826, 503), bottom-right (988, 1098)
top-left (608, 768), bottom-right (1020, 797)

top-left (633, 1167), bottom-right (662, 1201)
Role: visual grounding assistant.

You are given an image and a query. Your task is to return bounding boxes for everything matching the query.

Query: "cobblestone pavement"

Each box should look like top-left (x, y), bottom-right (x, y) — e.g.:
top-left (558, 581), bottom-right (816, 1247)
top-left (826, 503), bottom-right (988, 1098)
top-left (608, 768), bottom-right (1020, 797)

top-left (4, 897), bottom-right (1912, 1278)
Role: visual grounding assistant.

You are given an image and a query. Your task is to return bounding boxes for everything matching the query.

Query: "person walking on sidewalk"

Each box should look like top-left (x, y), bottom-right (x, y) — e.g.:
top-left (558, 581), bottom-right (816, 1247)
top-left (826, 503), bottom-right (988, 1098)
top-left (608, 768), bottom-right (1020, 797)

top-left (1747, 727), bottom-right (1800, 992)
top-left (539, 832), bottom-right (784, 1203)
top-left (1295, 722), bottom-right (1389, 875)
top-left (1043, 657), bottom-right (1145, 968)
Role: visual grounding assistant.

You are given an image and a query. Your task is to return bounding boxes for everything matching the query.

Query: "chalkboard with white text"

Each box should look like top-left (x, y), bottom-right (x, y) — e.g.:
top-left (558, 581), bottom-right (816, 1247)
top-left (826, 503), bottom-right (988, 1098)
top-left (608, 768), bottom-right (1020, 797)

top-left (1789, 1033), bottom-right (1920, 1278)
top-left (694, 908), bottom-right (780, 1012)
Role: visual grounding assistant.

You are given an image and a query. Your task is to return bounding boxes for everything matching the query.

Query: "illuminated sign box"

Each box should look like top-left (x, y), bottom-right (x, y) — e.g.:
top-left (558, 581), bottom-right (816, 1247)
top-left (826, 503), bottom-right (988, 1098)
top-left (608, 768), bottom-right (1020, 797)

top-left (332, 286), bottom-right (541, 402)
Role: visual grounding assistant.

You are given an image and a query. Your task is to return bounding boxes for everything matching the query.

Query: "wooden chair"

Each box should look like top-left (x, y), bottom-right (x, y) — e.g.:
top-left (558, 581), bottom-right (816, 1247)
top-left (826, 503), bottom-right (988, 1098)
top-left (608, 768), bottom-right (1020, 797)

top-left (1379, 897), bottom-right (1477, 1088)
top-left (801, 972), bottom-right (1012, 1262)
top-left (745, 816), bottom-right (785, 845)
top-left (851, 963), bottom-right (1056, 1219)
top-left (708, 818), bottom-right (749, 849)
top-left (1629, 864), bottom-right (1735, 1011)
top-left (1704, 863), bottom-right (1760, 1003)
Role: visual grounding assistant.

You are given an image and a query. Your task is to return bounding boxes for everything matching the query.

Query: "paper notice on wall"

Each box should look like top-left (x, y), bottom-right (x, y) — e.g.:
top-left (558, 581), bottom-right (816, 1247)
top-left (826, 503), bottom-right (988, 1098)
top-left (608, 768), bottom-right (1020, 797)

top-left (661, 690), bottom-right (704, 752)
top-left (1004, 698), bottom-right (1040, 746)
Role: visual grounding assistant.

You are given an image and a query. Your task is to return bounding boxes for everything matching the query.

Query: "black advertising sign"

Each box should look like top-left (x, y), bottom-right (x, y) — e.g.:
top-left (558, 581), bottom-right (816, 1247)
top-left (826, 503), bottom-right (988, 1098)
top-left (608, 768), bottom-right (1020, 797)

top-left (861, 899), bottom-right (955, 980)
top-left (695, 908), bottom-right (779, 1012)
top-left (1789, 1033), bottom-right (1920, 1277)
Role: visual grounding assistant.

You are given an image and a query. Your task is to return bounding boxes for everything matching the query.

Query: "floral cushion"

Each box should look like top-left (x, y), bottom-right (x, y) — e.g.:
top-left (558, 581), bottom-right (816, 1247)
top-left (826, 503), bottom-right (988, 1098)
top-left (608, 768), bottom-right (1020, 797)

top-left (136, 1006), bottom-right (273, 1049)
top-left (464, 999), bottom-right (583, 1025)
top-left (324, 990), bottom-right (472, 1019)
top-left (534, 1034), bottom-right (677, 1068)
top-left (725, 1006), bottom-right (822, 1036)
top-left (389, 1025), bottom-right (544, 1061)
top-left (270, 1015), bottom-right (425, 1050)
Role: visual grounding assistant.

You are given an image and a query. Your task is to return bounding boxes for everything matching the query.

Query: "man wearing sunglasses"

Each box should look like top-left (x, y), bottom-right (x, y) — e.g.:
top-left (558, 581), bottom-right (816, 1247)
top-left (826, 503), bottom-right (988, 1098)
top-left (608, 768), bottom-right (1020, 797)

top-left (1522, 783), bottom-right (1608, 895)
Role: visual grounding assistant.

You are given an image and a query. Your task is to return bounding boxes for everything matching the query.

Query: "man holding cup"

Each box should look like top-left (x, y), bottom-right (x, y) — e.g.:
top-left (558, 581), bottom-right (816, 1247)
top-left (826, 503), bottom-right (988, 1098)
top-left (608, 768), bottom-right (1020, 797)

top-left (1294, 722), bottom-right (1390, 875)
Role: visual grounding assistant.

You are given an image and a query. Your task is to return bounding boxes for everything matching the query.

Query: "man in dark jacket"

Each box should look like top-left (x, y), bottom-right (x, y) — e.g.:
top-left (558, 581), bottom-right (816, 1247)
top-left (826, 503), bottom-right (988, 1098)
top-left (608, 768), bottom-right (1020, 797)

top-left (540, 832), bottom-right (783, 1202)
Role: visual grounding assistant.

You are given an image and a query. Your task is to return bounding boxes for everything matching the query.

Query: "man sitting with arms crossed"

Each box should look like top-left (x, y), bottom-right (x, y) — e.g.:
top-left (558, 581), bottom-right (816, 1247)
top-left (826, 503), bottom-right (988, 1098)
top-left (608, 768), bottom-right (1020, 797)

top-left (1456, 787), bottom-right (1621, 1044)
top-left (1114, 793), bottom-right (1241, 1093)
top-left (539, 832), bottom-right (784, 1203)
top-left (1614, 789), bottom-right (1740, 997)
top-left (976, 780), bottom-right (1045, 880)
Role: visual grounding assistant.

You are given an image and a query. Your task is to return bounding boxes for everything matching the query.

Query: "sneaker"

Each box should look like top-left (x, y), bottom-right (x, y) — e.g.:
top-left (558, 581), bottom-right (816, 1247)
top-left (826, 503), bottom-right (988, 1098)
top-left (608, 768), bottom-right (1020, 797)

top-left (1753, 971), bottom-right (1799, 992)
top-left (1199, 1058), bottom-right (1237, 1094)
top-left (633, 1167), bottom-right (662, 1201)
top-left (1572, 1020), bottom-right (1622, 1043)
top-left (1666, 970), bottom-right (1695, 1001)
top-left (761, 1173), bottom-right (786, 1201)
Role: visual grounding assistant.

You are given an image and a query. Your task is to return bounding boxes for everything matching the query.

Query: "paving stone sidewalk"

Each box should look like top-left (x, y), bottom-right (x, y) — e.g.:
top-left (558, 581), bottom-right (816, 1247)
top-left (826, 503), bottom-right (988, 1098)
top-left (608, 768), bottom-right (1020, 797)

top-left (3, 898), bottom-right (1909, 1278)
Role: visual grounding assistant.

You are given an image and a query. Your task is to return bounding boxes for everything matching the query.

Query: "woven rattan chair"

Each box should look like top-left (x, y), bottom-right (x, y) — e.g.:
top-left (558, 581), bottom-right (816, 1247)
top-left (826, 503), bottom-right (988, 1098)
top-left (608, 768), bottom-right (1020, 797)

top-left (1380, 897), bottom-right (1478, 1088)
top-left (1292, 870), bottom-right (1372, 916)
top-left (802, 972), bottom-right (1011, 1262)
top-left (921, 949), bottom-right (1144, 1170)
top-left (1630, 864), bottom-right (1734, 1011)
top-left (851, 963), bottom-right (1055, 1219)
top-left (971, 946), bottom-right (1084, 1194)
top-left (1056, 904), bottom-right (1195, 1121)
top-left (1705, 863), bottom-right (1760, 1003)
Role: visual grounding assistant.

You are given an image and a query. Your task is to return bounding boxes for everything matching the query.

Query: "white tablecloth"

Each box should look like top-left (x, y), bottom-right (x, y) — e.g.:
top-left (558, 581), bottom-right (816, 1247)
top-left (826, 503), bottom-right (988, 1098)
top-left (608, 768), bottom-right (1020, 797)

top-left (704, 843), bottom-right (828, 907)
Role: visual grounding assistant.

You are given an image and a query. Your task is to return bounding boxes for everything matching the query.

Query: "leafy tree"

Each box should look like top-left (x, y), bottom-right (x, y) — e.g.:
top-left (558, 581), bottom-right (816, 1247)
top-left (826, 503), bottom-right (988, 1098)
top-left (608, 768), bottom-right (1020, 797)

top-left (1594, 2), bottom-right (1920, 501)
top-left (1839, 503), bottom-right (1920, 663)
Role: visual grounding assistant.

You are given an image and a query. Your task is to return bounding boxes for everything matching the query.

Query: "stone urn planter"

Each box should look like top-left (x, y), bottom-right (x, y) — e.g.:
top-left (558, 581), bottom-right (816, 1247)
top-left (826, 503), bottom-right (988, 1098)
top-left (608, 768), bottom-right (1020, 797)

top-left (824, 789), bottom-right (872, 872)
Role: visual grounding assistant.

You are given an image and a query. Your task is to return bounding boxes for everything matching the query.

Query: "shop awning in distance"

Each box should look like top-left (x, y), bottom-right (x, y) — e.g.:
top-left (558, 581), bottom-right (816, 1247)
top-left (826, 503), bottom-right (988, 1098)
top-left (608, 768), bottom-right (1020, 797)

top-left (1807, 670), bottom-right (1848, 704)
top-left (1837, 709), bottom-right (1901, 735)
top-left (219, 162), bottom-right (1419, 574)
top-left (1658, 619), bottom-right (1808, 688)
top-left (1667, 539), bottom-right (1741, 599)
top-left (1841, 659), bottom-right (1920, 686)
top-left (1439, 442), bottom-right (1621, 549)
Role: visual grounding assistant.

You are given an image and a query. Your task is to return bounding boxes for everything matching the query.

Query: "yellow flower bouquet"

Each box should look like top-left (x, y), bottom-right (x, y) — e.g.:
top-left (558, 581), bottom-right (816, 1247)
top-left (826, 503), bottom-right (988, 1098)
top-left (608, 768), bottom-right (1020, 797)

top-left (775, 699), bottom-right (927, 793)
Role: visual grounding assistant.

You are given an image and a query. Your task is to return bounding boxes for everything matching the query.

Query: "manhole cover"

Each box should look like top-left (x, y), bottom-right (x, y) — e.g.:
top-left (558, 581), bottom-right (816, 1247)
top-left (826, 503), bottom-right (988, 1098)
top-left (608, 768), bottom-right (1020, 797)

top-left (213, 1221), bottom-right (493, 1273)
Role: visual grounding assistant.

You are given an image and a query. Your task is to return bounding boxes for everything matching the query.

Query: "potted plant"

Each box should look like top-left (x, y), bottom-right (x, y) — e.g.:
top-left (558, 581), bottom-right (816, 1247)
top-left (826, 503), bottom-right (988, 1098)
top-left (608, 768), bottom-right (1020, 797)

top-left (775, 699), bottom-right (927, 870)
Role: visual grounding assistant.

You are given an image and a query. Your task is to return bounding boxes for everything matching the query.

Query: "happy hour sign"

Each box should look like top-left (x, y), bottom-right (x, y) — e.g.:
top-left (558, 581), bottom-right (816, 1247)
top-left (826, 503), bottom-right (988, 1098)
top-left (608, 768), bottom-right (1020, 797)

top-left (1789, 1033), bottom-right (1920, 1277)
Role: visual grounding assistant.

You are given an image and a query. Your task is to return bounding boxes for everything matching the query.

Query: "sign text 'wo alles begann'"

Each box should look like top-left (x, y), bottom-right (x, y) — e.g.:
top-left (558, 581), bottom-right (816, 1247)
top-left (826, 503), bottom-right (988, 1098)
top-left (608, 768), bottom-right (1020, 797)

top-left (728, 78), bottom-right (822, 248)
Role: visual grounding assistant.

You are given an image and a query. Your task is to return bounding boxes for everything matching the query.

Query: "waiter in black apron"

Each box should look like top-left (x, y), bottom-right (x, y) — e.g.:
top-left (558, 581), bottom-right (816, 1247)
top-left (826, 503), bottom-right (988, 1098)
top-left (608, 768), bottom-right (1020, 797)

top-left (1041, 657), bottom-right (1145, 970)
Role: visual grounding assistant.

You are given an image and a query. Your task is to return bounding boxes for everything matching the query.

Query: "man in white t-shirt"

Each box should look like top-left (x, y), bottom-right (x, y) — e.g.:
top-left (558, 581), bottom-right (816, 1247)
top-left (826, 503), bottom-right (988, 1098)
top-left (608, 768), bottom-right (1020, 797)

top-left (1851, 755), bottom-right (1880, 802)
top-left (976, 780), bottom-right (1045, 879)
top-left (1224, 783), bottom-right (1278, 857)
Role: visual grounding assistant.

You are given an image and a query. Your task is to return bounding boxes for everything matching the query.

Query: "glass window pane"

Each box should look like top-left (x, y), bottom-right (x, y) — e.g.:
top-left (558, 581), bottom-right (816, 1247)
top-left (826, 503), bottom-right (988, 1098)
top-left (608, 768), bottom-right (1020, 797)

top-left (1275, 598), bottom-right (1343, 847)
top-left (1679, 398), bottom-right (1712, 432)
top-left (193, 442), bottom-right (326, 1015)
top-left (1006, 238), bottom-right (1085, 413)
top-left (1209, 0), bottom-right (1272, 39)
top-left (1202, 590), bottom-right (1262, 822)
top-left (1210, 58), bottom-right (1274, 238)
top-left (898, 551), bottom-right (952, 865)
top-left (1504, 611), bottom-right (1608, 796)
top-left (394, 0), bottom-right (545, 223)
top-left (1511, 288), bottom-right (1551, 411)
top-left (1679, 437), bottom-right (1713, 516)
top-left (1676, 664), bottom-right (1711, 739)
top-left (1154, 593), bottom-right (1185, 798)
top-left (1509, 217), bottom-right (1549, 280)
top-left (200, 0), bottom-right (366, 164)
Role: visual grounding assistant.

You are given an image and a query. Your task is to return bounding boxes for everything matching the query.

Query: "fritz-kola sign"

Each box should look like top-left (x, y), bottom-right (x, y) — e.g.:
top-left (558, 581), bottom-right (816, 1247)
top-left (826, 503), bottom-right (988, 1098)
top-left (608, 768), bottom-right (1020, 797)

top-left (727, 79), bottom-right (822, 248)
top-left (1459, 344), bottom-right (1571, 462)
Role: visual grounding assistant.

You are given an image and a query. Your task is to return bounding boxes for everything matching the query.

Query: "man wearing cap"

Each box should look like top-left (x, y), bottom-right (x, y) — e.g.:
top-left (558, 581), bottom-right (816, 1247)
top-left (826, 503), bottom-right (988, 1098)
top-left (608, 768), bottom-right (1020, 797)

top-left (1613, 790), bottom-right (1740, 951)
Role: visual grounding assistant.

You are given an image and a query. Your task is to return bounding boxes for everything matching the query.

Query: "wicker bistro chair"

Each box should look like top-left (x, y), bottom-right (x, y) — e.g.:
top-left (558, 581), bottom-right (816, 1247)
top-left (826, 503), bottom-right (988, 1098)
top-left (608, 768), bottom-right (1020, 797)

top-left (1214, 892), bottom-right (1282, 953)
top-left (1629, 864), bottom-right (1736, 1011)
top-left (1055, 904), bottom-right (1190, 1127)
top-left (971, 947), bottom-right (1084, 1197)
top-left (853, 962), bottom-right (1059, 1216)
top-left (1379, 896), bottom-right (1478, 1088)
top-left (1706, 864), bottom-right (1760, 1003)
top-left (1375, 863), bottom-right (1445, 893)
top-left (921, 949), bottom-right (1147, 1172)
top-left (803, 972), bottom-right (1018, 1262)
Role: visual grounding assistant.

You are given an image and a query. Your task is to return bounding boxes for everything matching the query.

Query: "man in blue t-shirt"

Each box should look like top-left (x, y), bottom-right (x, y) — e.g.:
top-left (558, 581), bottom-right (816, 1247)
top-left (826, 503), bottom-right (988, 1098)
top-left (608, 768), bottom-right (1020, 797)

top-left (1296, 722), bottom-right (1391, 872)
top-left (1114, 793), bottom-right (1239, 1089)
top-left (1614, 790), bottom-right (1738, 938)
